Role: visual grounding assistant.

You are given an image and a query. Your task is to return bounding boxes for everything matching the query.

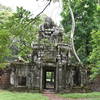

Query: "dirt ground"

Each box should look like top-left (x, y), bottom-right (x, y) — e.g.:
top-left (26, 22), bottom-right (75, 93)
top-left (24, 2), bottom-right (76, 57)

top-left (43, 90), bottom-right (92, 100)
top-left (43, 93), bottom-right (91, 100)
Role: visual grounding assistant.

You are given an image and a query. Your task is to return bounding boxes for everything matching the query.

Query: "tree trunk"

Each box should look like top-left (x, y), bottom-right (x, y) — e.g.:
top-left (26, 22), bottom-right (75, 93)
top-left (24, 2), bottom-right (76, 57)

top-left (68, 0), bottom-right (83, 67)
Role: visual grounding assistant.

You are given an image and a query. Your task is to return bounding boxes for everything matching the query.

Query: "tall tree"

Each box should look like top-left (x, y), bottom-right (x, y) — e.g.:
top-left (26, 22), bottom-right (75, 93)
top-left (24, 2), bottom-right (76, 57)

top-left (0, 6), bottom-right (42, 62)
top-left (61, 0), bottom-right (96, 64)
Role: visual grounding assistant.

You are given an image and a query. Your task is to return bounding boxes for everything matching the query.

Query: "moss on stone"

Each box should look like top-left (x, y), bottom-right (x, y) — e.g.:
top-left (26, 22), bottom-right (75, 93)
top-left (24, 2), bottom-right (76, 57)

top-left (0, 63), bottom-right (9, 69)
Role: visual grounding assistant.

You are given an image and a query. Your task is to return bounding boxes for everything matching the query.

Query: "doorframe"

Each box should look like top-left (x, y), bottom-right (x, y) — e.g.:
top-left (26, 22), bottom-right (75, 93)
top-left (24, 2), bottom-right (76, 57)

top-left (42, 66), bottom-right (56, 91)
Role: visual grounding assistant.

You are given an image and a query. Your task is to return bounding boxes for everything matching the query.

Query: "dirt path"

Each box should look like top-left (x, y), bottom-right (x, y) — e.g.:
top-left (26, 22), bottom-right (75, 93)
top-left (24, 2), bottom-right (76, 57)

top-left (43, 90), bottom-right (89, 100)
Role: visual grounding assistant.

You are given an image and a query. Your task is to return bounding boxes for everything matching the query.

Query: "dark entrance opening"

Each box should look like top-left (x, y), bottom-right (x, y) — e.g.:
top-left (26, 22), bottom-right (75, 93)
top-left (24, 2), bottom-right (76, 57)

top-left (18, 76), bottom-right (26, 86)
top-left (73, 68), bottom-right (81, 86)
top-left (43, 67), bottom-right (56, 90)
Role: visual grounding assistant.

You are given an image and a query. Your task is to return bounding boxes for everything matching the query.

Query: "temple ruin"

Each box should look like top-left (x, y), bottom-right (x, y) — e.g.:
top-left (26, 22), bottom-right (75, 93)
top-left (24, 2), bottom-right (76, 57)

top-left (9, 17), bottom-right (87, 92)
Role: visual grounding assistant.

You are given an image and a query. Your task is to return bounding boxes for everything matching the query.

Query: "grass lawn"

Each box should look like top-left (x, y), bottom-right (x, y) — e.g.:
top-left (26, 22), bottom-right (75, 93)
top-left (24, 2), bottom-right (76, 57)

top-left (89, 99), bottom-right (100, 100)
top-left (0, 90), bottom-right (48, 100)
top-left (59, 92), bottom-right (100, 99)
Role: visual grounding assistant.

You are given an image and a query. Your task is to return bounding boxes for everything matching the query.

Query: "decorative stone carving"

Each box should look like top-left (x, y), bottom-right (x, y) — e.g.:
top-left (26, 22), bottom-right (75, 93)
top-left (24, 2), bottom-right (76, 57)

top-left (39, 17), bottom-right (63, 43)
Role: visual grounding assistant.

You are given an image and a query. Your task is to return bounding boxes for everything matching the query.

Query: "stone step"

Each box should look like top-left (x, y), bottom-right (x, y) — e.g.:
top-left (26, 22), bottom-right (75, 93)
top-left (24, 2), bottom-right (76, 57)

top-left (43, 89), bottom-right (55, 94)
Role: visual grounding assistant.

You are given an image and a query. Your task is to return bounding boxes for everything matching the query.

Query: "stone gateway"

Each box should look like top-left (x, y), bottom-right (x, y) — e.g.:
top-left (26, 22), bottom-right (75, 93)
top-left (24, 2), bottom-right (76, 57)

top-left (9, 17), bottom-right (87, 92)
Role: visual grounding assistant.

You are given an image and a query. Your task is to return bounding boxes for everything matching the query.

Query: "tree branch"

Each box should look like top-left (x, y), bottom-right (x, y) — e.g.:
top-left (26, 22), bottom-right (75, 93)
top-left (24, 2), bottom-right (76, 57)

top-left (24, 0), bottom-right (51, 27)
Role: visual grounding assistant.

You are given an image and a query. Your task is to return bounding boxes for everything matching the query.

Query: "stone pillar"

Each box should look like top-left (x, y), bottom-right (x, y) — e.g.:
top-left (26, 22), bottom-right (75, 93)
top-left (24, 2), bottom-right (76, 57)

top-left (14, 69), bottom-right (18, 87)
top-left (10, 72), bottom-right (15, 85)
top-left (58, 66), bottom-right (63, 91)
top-left (56, 64), bottom-right (59, 92)
top-left (80, 68), bottom-right (87, 86)
top-left (40, 65), bottom-right (43, 91)
top-left (62, 65), bottom-right (66, 89)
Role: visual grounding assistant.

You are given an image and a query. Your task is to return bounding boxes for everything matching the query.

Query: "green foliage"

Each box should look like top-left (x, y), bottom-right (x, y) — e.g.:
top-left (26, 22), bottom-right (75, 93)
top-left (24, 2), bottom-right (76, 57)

top-left (0, 30), bottom-right (11, 62)
top-left (89, 5), bottom-right (100, 78)
top-left (7, 7), bottom-right (42, 61)
top-left (90, 31), bottom-right (100, 63)
top-left (89, 31), bottom-right (100, 78)
top-left (0, 4), bottom-right (12, 63)
top-left (4, 7), bottom-right (42, 61)
top-left (0, 5), bottom-right (42, 62)
top-left (0, 90), bottom-right (48, 100)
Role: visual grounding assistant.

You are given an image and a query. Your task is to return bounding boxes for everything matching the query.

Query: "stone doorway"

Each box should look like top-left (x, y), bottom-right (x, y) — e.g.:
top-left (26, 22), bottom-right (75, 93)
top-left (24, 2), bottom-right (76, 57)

top-left (42, 67), bottom-right (56, 91)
